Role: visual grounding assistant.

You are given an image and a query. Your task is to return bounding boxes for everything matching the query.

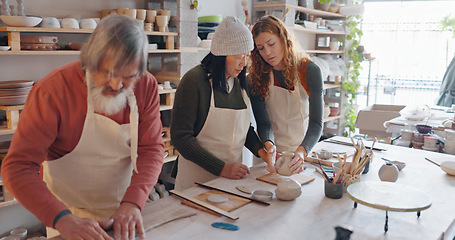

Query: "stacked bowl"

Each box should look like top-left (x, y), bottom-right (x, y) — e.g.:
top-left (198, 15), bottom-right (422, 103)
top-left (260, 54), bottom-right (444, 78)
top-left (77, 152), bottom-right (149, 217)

top-left (0, 80), bottom-right (34, 106)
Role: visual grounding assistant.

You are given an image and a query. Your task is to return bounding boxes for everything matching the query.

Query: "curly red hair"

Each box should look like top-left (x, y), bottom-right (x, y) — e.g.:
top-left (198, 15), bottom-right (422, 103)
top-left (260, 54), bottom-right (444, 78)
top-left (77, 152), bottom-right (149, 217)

top-left (248, 15), bottom-right (310, 98)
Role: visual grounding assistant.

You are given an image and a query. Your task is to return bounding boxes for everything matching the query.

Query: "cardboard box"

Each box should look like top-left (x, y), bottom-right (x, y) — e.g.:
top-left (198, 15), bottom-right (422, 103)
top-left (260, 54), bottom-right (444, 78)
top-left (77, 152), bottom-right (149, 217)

top-left (355, 104), bottom-right (406, 138)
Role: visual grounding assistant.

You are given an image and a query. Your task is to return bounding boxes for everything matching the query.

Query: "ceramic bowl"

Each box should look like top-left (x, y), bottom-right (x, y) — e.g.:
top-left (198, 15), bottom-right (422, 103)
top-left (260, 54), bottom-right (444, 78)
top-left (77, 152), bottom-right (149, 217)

top-left (251, 190), bottom-right (273, 202)
top-left (0, 16), bottom-right (42, 27)
top-left (389, 160), bottom-right (406, 171)
top-left (68, 42), bottom-right (84, 51)
top-left (40, 17), bottom-right (60, 28)
top-left (416, 124), bottom-right (432, 134)
top-left (440, 161), bottom-right (455, 176)
top-left (329, 106), bottom-right (340, 116)
top-left (60, 18), bottom-right (79, 29)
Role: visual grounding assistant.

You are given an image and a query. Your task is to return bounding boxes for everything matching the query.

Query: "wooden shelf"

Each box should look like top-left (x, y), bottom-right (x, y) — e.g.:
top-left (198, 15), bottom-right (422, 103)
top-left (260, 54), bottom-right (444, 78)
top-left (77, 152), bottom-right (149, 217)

top-left (290, 26), bottom-right (345, 35)
top-left (306, 49), bottom-right (345, 55)
top-left (324, 83), bottom-right (342, 90)
top-left (323, 114), bottom-right (343, 123)
top-left (253, 4), bottom-right (346, 18)
top-left (0, 26), bottom-right (178, 36)
top-left (0, 199), bottom-right (18, 208)
top-left (0, 49), bottom-right (185, 56)
top-left (164, 155), bottom-right (177, 164)
top-left (0, 27), bottom-right (178, 51)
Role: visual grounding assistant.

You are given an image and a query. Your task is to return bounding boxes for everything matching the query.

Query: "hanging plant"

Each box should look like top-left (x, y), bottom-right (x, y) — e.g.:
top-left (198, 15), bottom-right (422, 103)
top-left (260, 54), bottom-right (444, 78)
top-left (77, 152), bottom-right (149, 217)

top-left (342, 14), bottom-right (363, 135)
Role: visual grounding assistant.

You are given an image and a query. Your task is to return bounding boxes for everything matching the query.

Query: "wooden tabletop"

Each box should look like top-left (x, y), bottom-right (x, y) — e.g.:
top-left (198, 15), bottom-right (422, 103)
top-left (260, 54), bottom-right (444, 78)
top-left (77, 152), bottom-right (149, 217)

top-left (115, 137), bottom-right (455, 239)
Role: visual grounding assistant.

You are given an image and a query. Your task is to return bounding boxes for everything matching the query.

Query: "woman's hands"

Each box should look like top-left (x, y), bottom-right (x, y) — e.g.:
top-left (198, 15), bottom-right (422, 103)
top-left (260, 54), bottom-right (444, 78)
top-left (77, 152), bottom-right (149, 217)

top-left (289, 146), bottom-right (307, 174)
top-left (258, 141), bottom-right (277, 173)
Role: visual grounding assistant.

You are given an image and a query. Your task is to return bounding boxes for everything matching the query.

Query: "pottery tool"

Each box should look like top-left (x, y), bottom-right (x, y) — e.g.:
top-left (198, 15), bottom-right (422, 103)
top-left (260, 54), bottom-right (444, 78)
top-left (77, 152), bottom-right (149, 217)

top-left (424, 157), bottom-right (440, 167)
top-left (236, 185), bottom-right (252, 194)
top-left (170, 190), bottom-right (239, 220)
top-left (195, 182), bottom-right (270, 205)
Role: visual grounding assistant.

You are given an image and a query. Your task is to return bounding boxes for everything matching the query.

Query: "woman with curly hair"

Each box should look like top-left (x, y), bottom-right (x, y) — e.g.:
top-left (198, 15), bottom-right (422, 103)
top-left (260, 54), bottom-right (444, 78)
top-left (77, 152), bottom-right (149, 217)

top-left (249, 15), bottom-right (324, 174)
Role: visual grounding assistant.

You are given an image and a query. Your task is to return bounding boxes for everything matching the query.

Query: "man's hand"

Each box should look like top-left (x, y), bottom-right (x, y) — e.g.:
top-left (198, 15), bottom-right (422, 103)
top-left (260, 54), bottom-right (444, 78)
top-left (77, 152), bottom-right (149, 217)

top-left (220, 163), bottom-right (250, 179)
top-left (111, 202), bottom-right (145, 240)
top-left (55, 213), bottom-right (112, 240)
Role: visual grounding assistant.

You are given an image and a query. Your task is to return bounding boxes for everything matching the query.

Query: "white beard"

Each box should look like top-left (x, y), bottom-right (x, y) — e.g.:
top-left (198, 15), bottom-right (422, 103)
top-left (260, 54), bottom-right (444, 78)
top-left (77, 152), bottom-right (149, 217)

top-left (90, 87), bottom-right (128, 115)
top-left (87, 73), bottom-right (130, 116)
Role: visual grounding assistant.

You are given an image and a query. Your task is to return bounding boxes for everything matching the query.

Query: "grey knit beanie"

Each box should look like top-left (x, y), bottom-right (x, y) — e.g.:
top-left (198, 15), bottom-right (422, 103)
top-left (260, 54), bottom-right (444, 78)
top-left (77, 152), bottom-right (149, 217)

top-left (210, 16), bottom-right (254, 56)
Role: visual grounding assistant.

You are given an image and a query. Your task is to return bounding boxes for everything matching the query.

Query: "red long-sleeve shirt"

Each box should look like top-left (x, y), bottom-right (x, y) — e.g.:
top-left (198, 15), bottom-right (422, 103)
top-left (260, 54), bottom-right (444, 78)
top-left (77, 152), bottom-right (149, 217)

top-left (1, 61), bottom-right (164, 227)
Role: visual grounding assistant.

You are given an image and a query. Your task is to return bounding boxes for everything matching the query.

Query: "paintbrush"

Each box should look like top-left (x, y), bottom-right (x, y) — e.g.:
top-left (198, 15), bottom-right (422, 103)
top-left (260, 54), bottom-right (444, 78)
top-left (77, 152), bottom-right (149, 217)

top-left (317, 159), bottom-right (331, 182)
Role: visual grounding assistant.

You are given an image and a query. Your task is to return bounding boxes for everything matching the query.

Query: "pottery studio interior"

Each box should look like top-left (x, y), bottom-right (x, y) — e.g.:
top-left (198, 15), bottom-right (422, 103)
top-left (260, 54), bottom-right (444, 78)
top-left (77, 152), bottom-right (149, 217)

top-left (0, 0), bottom-right (455, 239)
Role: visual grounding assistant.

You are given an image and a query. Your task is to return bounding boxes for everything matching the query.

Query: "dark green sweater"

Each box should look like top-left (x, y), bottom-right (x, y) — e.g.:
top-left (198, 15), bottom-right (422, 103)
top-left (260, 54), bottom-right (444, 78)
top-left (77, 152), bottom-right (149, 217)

top-left (170, 65), bottom-right (263, 176)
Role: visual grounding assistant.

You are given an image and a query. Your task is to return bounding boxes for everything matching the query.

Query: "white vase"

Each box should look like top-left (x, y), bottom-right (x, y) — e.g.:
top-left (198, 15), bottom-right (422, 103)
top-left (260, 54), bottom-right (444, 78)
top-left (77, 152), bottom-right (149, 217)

top-left (378, 162), bottom-right (399, 182)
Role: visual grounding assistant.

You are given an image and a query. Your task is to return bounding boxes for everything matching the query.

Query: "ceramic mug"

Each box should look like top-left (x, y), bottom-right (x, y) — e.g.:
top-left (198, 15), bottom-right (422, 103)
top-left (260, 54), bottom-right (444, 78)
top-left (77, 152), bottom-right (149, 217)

top-left (41, 17), bottom-right (60, 28)
top-left (146, 10), bottom-right (157, 23)
top-left (136, 9), bottom-right (146, 21)
top-left (276, 151), bottom-right (294, 176)
top-left (401, 129), bottom-right (414, 141)
top-left (60, 18), bottom-right (79, 29)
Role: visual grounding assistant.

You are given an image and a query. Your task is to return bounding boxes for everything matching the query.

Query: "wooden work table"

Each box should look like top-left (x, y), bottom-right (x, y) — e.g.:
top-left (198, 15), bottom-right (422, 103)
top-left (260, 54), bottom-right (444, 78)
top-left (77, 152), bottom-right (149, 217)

top-left (56, 137), bottom-right (455, 239)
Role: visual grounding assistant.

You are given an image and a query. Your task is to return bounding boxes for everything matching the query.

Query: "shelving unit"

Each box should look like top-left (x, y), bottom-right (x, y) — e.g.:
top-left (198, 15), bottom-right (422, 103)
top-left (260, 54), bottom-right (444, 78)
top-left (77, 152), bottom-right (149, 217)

top-left (0, 26), bottom-right (178, 51)
top-left (252, 1), bottom-right (347, 136)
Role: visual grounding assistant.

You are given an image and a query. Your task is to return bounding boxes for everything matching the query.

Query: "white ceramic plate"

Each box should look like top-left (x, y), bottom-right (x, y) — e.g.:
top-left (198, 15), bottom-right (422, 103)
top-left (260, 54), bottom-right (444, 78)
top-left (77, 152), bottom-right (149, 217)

top-left (441, 161), bottom-right (455, 176)
top-left (0, 46), bottom-right (11, 51)
top-left (206, 194), bottom-right (228, 203)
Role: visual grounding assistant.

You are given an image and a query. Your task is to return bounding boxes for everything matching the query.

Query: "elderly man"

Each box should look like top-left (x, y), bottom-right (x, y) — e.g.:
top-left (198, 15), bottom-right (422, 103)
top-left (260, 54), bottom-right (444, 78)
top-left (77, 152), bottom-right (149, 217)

top-left (1, 14), bottom-right (164, 239)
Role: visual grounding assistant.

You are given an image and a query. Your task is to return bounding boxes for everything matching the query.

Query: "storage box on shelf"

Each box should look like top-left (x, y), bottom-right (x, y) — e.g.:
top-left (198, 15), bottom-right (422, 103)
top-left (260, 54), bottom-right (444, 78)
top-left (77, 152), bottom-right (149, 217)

top-left (252, 1), bottom-right (347, 136)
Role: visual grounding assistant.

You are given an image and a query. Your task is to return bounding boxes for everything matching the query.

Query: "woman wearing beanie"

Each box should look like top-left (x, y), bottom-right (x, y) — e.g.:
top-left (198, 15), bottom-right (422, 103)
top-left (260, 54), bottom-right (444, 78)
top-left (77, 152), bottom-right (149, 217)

top-left (249, 15), bottom-right (324, 175)
top-left (171, 16), bottom-right (276, 190)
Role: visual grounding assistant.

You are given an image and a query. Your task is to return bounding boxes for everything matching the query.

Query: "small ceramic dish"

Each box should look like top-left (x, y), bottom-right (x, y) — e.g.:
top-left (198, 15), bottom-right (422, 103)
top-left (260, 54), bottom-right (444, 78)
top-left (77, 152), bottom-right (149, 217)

top-left (206, 194), bottom-right (228, 203)
top-left (251, 190), bottom-right (273, 202)
top-left (0, 46), bottom-right (11, 51)
top-left (440, 161), bottom-right (455, 176)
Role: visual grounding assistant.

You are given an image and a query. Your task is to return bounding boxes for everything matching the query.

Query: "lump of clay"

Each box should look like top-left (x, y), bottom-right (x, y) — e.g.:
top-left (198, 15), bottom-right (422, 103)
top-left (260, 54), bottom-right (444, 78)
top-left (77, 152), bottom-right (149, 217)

top-left (275, 178), bottom-right (302, 201)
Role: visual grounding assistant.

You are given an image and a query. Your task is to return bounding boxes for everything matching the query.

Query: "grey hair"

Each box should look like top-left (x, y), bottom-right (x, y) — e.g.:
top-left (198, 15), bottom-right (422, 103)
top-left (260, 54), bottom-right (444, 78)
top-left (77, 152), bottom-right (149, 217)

top-left (80, 14), bottom-right (148, 75)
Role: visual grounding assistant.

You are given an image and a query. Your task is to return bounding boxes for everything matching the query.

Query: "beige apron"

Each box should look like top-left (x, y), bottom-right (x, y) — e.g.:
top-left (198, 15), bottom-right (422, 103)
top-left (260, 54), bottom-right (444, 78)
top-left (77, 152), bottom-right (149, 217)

top-left (43, 72), bottom-right (139, 236)
top-left (265, 72), bottom-right (309, 153)
top-left (175, 80), bottom-right (251, 190)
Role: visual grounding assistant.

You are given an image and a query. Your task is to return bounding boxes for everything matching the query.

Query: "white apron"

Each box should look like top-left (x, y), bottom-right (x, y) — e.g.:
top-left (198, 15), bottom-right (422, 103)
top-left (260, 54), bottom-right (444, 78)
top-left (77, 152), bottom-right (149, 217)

top-left (265, 72), bottom-right (309, 153)
top-left (43, 72), bottom-right (139, 236)
top-left (175, 81), bottom-right (251, 190)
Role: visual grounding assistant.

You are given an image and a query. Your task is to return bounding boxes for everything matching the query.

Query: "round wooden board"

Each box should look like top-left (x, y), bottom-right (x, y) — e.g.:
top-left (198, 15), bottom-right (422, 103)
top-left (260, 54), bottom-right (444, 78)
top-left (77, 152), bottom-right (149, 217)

top-left (346, 181), bottom-right (432, 212)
